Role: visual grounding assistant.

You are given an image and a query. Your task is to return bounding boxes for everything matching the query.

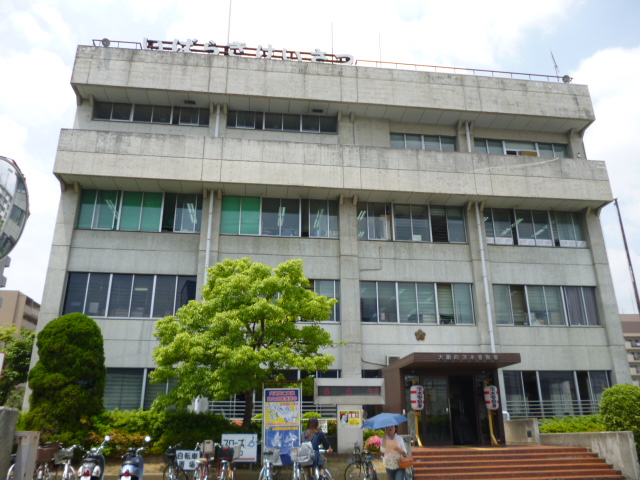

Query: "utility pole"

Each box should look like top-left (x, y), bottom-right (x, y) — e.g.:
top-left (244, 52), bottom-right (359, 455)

top-left (614, 198), bottom-right (640, 314)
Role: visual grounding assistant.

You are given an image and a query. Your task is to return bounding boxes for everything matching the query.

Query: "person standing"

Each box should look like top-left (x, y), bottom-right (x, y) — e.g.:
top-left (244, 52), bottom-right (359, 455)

top-left (381, 425), bottom-right (407, 480)
top-left (304, 417), bottom-right (333, 478)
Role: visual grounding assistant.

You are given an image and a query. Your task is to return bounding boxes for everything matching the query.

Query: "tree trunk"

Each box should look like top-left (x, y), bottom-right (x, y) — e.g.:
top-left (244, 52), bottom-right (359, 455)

top-left (242, 389), bottom-right (255, 432)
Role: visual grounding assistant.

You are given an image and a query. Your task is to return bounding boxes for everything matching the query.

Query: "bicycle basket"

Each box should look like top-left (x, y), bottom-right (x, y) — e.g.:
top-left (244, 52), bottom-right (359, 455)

top-left (217, 447), bottom-right (235, 462)
top-left (262, 448), bottom-right (281, 466)
top-left (289, 447), bottom-right (299, 462)
top-left (53, 448), bottom-right (74, 465)
top-left (162, 450), bottom-right (177, 464)
top-left (37, 445), bottom-right (60, 463)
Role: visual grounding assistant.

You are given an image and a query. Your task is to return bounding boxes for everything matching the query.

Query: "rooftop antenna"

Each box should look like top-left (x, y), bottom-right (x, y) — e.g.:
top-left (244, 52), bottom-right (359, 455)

top-left (227, 0), bottom-right (233, 45)
top-left (551, 50), bottom-right (560, 77)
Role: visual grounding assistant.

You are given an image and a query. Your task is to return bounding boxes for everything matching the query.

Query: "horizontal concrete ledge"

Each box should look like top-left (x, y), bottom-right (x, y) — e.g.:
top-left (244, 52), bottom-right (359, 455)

top-left (540, 431), bottom-right (639, 480)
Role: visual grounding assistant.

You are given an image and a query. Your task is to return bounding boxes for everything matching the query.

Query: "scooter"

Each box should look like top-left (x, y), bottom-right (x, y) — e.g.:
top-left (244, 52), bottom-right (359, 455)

top-left (119, 436), bottom-right (151, 480)
top-left (79, 435), bottom-right (111, 480)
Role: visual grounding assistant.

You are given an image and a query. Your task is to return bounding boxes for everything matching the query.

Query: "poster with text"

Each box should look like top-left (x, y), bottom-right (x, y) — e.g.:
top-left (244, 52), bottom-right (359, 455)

top-left (263, 387), bottom-right (301, 456)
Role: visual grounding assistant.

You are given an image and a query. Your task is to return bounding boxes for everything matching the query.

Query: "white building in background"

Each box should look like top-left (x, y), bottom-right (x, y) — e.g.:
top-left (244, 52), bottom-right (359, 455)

top-left (32, 40), bottom-right (629, 446)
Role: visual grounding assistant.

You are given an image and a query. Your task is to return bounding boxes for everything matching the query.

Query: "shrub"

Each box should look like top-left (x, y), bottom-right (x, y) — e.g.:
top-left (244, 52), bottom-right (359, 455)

top-left (538, 415), bottom-right (605, 433)
top-left (364, 435), bottom-right (381, 452)
top-left (600, 383), bottom-right (640, 455)
top-left (25, 313), bottom-right (106, 444)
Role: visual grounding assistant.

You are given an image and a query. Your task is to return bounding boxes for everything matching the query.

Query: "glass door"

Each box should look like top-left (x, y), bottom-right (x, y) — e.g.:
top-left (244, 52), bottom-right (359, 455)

top-left (421, 377), bottom-right (452, 445)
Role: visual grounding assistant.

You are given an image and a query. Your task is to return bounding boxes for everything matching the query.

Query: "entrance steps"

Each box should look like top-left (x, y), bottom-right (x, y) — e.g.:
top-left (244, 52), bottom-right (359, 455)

top-left (411, 445), bottom-right (625, 480)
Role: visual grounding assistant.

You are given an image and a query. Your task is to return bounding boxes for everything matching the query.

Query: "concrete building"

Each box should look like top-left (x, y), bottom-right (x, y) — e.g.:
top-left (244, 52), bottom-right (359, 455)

top-left (0, 290), bottom-right (39, 332)
top-left (621, 314), bottom-right (640, 387)
top-left (33, 40), bottom-right (629, 446)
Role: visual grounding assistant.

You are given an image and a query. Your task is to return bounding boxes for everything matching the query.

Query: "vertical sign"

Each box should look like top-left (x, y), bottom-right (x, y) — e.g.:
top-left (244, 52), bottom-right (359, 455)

top-left (263, 387), bottom-right (301, 456)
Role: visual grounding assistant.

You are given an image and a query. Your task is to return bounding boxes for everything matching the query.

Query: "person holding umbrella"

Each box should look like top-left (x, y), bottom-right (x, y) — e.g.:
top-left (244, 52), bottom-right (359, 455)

top-left (361, 413), bottom-right (409, 480)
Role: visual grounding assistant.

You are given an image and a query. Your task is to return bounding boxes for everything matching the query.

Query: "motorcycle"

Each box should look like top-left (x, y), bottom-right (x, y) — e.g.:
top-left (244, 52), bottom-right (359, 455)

top-left (79, 435), bottom-right (111, 480)
top-left (119, 436), bottom-right (151, 480)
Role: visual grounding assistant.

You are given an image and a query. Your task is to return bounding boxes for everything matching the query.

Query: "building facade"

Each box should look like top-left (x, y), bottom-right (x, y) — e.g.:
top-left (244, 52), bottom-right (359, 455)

top-left (0, 290), bottom-right (39, 332)
top-left (621, 314), bottom-right (640, 387)
top-left (33, 41), bottom-right (629, 446)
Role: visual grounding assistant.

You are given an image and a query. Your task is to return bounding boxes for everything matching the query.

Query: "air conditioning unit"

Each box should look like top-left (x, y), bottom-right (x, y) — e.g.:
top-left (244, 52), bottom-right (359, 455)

top-left (386, 355), bottom-right (401, 365)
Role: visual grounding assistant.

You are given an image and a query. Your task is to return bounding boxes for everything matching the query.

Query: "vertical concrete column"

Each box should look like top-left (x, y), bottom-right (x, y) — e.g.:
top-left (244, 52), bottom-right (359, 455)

top-left (466, 202), bottom-right (498, 351)
top-left (196, 190), bottom-right (222, 297)
top-left (584, 209), bottom-right (631, 384)
top-left (23, 188), bottom-right (79, 410)
top-left (0, 407), bottom-right (19, 478)
top-left (338, 199), bottom-right (362, 378)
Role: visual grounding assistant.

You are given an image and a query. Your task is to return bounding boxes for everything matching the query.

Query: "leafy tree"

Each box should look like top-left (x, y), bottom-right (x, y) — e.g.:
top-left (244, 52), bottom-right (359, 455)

top-left (0, 327), bottom-right (35, 407)
top-left (25, 313), bottom-right (106, 443)
top-left (600, 383), bottom-right (640, 455)
top-left (151, 258), bottom-right (337, 430)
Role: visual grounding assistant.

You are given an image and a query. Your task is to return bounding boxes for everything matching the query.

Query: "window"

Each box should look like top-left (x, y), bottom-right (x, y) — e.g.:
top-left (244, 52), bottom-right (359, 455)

top-left (475, 139), bottom-right (568, 158)
top-left (63, 273), bottom-right (197, 318)
top-left (77, 190), bottom-right (202, 233)
top-left (221, 197), bottom-right (339, 238)
top-left (94, 102), bottom-right (209, 126)
top-left (310, 280), bottom-right (340, 322)
top-left (358, 203), bottom-right (466, 243)
top-left (360, 281), bottom-right (474, 324)
top-left (484, 209), bottom-right (585, 248)
top-left (104, 368), bottom-right (175, 411)
top-left (227, 110), bottom-right (338, 134)
top-left (494, 285), bottom-right (599, 326)
top-left (390, 133), bottom-right (456, 151)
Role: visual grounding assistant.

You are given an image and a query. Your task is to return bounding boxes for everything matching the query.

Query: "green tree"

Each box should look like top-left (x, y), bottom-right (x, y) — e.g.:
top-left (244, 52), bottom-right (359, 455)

top-left (0, 327), bottom-right (35, 407)
top-left (151, 258), bottom-right (337, 430)
top-left (600, 383), bottom-right (640, 455)
top-left (25, 313), bottom-right (106, 443)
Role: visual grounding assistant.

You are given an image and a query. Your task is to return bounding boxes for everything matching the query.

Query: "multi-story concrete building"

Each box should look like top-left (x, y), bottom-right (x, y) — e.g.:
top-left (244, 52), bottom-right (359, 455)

top-left (0, 290), bottom-right (39, 332)
top-left (33, 40), bottom-right (629, 446)
top-left (621, 314), bottom-right (640, 387)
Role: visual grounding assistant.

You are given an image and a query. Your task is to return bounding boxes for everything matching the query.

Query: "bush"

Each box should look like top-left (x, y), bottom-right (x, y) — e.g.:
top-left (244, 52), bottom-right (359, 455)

top-left (538, 415), bottom-right (605, 433)
top-left (600, 383), bottom-right (640, 455)
top-left (25, 313), bottom-right (106, 444)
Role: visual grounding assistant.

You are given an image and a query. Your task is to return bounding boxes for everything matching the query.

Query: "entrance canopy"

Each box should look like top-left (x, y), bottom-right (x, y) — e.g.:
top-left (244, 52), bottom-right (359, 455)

top-left (382, 352), bottom-right (521, 375)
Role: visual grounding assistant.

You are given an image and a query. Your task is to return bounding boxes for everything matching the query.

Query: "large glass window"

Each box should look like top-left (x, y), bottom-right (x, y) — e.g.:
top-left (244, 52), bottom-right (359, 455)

top-left (78, 190), bottom-right (202, 233)
top-left (104, 368), bottom-right (175, 411)
top-left (310, 280), bottom-right (340, 322)
top-left (484, 208), bottom-right (585, 248)
top-left (63, 272), bottom-right (196, 318)
top-left (360, 281), bottom-right (474, 325)
top-left (94, 102), bottom-right (209, 126)
top-left (390, 133), bottom-right (457, 151)
top-left (221, 197), bottom-right (338, 238)
top-left (475, 139), bottom-right (568, 158)
top-left (494, 285), bottom-right (598, 327)
top-left (227, 110), bottom-right (337, 133)
top-left (358, 203), bottom-right (466, 243)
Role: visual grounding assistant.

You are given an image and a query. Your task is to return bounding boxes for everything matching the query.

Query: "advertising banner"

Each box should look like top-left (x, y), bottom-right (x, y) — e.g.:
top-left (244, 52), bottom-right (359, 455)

top-left (263, 387), bottom-right (301, 457)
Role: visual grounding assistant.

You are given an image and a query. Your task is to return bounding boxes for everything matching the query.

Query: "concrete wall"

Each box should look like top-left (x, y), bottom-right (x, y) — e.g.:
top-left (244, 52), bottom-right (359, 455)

top-left (540, 432), bottom-right (640, 480)
top-left (0, 407), bottom-right (19, 477)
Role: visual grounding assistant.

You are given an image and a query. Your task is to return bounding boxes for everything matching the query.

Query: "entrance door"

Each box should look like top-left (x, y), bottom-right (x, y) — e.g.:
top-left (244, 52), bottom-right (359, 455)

top-left (420, 376), bottom-right (480, 446)
top-left (421, 377), bottom-right (452, 445)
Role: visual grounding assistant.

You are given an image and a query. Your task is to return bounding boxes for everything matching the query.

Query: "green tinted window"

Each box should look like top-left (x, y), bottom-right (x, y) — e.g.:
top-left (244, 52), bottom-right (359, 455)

top-left (240, 197), bottom-right (260, 234)
top-left (120, 192), bottom-right (143, 231)
top-left (141, 193), bottom-right (162, 231)
top-left (221, 197), bottom-right (241, 234)
top-left (78, 190), bottom-right (97, 229)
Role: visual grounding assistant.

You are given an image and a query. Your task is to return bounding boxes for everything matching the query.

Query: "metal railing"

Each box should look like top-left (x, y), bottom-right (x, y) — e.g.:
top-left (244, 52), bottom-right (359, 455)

top-left (90, 39), bottom-right (570, 83)
top-left (208, 400), bottom-right (336, 420)
top-left (505, 399), bottom-right (600, 419)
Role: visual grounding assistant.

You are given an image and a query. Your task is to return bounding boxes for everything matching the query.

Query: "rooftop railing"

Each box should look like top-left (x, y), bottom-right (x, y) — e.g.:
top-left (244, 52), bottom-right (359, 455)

top-left (91, 39), bottom-right (571, 83)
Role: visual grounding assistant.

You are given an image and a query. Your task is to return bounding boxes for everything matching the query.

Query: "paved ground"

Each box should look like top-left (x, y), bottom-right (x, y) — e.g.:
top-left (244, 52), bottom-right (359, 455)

top-left (103, 454), bottom-right (385, 480)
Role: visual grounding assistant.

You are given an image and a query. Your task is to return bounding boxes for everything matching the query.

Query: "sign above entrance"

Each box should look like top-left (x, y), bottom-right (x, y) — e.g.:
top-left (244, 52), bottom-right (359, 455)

top-left (142, 39), bottom-right (355, 65)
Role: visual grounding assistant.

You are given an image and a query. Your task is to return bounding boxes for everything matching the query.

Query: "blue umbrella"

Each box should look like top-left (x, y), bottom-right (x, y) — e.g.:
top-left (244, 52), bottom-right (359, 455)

top-left (361, 412), bottom-right (409, 430)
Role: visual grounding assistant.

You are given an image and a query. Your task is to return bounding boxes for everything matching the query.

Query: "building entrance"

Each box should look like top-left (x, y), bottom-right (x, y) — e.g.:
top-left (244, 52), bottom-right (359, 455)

top-left (420, 375), bottom-right (486, 446)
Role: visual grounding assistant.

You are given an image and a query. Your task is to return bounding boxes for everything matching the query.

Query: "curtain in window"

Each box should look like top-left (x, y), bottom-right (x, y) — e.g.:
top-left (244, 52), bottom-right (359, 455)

top-left (565, 286), bottom-right (586, 325)
top-left (430, 207), bottom-right (448, 243)
top-left (582, 287), bottom-right (599, 325)
top-left (437, 284), bottom-right (454, 324)
top-left (545, 286), bottom-right (566, 326)
top-left (510, 286), bottom-right (528, 325)
top-left (393, 205), bottom-right (412, 241)
top-left (104, 368), bottom-right (143, 410)
top-left (526, 286), bottom-right (547, 325)
top-left (446, 207), bottom-right (466, 243)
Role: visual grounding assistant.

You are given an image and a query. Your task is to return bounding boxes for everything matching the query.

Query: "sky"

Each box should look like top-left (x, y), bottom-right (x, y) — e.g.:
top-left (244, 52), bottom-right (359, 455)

top-left (0, 0), bottom-right (639, 313)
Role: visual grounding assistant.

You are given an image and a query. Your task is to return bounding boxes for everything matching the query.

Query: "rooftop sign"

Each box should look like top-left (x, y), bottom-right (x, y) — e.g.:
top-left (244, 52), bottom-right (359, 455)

top-left (142, 39), bottom-right (355, 65)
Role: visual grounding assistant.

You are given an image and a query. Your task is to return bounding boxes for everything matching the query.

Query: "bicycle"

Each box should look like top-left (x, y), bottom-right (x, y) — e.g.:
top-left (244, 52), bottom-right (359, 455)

top-left (35, 443), bottom-right (60, 480)
top-left (257, 446), bottom-right (279, 480)
top-left (162, 443), bottom-right (188, 480)
top-left (192, 443), bottom-right (210, 480)
top-left (213, 444), bottom-right (240, 480)
top-left (53, 445), bottom-right (80, 480)
top-left (310, 449), bottom-right (333, 480)
top-left (288, 447), bottom-right (307, 480)
top-left (344, 442), bottom-right (377, 480)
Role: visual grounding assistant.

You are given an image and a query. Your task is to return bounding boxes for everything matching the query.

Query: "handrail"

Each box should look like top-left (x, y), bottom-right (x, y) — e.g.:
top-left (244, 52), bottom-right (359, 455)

top-left (505, 399), bottom-right (600, 419)
top-left (207, 399), bottom-right (336, 420)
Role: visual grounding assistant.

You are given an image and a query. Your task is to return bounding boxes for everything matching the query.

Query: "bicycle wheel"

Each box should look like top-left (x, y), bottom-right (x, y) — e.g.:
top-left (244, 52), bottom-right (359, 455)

top-left (193, 465), bottom-right (203, 480)
top-left (163, 465), bottom-right (185, 480)
top-left (366, 464), bottom-right (378, 480)
top-left (344, 464), bottom-right (365, 480)
top-left (62, 466), bottom-right (76, 480)
top-left (323, 468), bottom-right (333, 480)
